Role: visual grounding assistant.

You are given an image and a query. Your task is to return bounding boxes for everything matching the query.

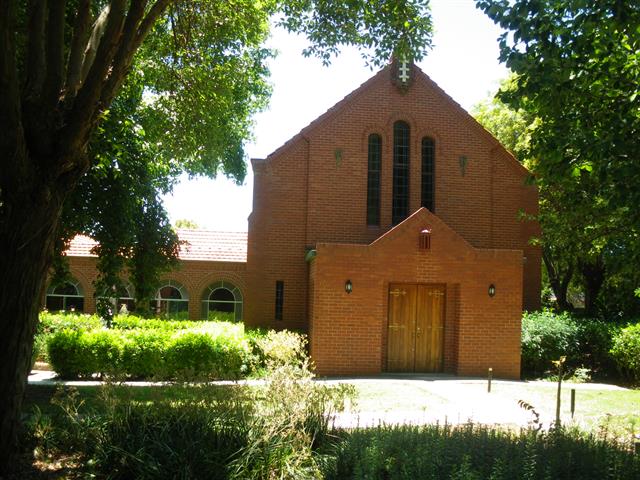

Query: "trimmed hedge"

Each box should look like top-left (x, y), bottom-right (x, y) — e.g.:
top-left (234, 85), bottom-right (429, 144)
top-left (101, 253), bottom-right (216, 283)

top-left (610, 323), bottom-right (640, 381)
top-left (47, 327), bottom-right (253, 380)
top-left (43, 314), bottom-right (306, 380)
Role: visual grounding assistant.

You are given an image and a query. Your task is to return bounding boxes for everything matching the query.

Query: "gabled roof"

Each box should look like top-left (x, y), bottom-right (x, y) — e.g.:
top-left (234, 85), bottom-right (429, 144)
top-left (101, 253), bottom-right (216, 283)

top-left (65, 229), bottom-right (247, 263)
top-left (369, 207), bottom-right (475, 254)
top-left (253, 62), bottom-right (530, 177)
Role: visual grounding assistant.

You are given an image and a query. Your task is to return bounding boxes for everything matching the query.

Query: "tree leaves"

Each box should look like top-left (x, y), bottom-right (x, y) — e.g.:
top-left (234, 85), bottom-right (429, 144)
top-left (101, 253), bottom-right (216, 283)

top-left (477, 0), bottom-right (640, 317)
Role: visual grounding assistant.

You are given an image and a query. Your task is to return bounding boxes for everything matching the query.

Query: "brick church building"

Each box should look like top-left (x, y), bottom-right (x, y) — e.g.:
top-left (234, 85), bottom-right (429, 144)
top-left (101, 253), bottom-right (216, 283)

top-left (51, 61), bottom-right (540, 379)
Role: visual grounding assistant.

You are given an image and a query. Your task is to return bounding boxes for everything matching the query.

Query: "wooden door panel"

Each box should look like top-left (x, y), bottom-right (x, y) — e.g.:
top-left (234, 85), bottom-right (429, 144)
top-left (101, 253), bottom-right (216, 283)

top-left (387, 284), bottom-right (417, 372)
top-left (415, 285), bottom-right (445, 372)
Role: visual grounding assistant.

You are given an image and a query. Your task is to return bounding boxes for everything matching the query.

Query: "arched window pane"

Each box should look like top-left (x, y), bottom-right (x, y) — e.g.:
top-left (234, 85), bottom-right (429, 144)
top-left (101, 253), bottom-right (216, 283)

top-left (152, 282), bottom-right (189, 319)
top-left (421, 137), bottom-right (435, 212)
top-left (45, 280), bottom-right (84, 312)
top-left (159, 286), bottom-right (182, 300)
top-left (202, 281), bottom-right (243, 322)
top-left (210, 288), bottom-right (235, 303)
top-left (392, 121), bottom-right (410, 224)
top-left (367, 134), bottom-right (382, 226)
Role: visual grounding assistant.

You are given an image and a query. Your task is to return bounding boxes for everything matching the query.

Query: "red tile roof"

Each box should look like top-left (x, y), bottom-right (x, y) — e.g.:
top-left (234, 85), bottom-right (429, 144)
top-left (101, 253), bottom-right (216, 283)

top-left (177, 229), bottom-right (247, 263)
top-left (65, 235), bottom-right (97, 257)
top-left (65, 230), bottom-right (247, 263)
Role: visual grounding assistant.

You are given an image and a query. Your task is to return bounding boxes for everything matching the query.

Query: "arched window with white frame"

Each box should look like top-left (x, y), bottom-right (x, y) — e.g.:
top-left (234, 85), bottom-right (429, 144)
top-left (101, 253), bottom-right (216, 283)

top-left (97, 284), bottom-right (136, 314)
top-left (45, 279), bottom-right (85, 312)
top-left (202, 281), bottom-right (243, 322)
top-left (152, 281), bottom-right (189, 319)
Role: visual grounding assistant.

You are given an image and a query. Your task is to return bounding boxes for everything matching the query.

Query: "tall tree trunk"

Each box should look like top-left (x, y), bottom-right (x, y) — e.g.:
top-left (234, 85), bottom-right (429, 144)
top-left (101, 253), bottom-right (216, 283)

top-left (542, 246), bottom-right (574, 312)
top-left (0, 175), bottom-right (65, 473)
top-left (580, 255), bottom-right (606, 317)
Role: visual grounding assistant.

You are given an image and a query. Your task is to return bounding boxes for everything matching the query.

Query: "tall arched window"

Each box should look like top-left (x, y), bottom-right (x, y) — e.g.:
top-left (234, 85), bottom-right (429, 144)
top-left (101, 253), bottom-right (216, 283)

top-left (152, 281), bottom-right (189, 319)
top-left (202, 281), bottom-right (243, 322)
top-left (366, 133), bottom-right (382, 226)
top-left (45, 280), bottom-right (85, 312)
top-left (392, 121), bottom-right (410, 224)
top-left (421, 137), bottom-right (435, 212)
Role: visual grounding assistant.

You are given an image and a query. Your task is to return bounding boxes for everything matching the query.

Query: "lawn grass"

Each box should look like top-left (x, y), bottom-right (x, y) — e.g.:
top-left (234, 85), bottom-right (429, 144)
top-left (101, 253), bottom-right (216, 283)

top-left (25, 377), bottom-right (639, 440)
top-left (348, 379), bottom-right (639, 437)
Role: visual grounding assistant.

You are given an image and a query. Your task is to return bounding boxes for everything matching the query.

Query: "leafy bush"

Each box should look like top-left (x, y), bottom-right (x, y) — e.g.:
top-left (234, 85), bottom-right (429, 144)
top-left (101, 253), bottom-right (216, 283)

top-left (521, 310), bottom-right (621, 377)
top-left (47, 327), bottom-right (254, 380)
top-left (48, 329), bottom-right (125, 378)
top-left (165, 332), bottom-right (252, 380)
top-left (521, 310), bottom-right (581, 375)
top-left (112, 315), bottom-right (203, 331)
top-left (120, 329), bottom-right (172, 378)
top-left (326, 424), bottom-right (640, 480)
top-left (26, 358), bottom-right (354, 479)
top-left (610, 323), bottom-right (640, 381)
top-left (250, 329), bottom-right (308, 369)
top-left (38, 312), bottom-right (103, 334)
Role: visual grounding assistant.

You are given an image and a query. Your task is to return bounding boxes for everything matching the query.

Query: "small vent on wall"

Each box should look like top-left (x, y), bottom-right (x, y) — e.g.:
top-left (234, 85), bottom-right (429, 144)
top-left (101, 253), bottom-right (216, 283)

top-left (419, 229), bottom-right (432, 250)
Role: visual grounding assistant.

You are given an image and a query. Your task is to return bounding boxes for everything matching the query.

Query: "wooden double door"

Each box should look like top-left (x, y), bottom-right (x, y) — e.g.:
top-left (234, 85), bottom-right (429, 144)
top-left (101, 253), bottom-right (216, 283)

top-left (387, 283), bottom-right (445, 372)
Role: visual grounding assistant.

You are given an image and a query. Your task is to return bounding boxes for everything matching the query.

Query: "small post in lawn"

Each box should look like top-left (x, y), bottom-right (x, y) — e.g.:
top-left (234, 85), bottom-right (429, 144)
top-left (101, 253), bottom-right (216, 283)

top-left (487, 367), bottom-right (493, 393)
top-left (570, 388), bottom-right (576, 419)
top-left (553, 356), bottom-right (566, 427)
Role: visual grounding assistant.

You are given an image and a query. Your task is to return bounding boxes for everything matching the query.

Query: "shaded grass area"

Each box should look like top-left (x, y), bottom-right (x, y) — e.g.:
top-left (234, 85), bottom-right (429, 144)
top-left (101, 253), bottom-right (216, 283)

top-left (18, 379), bottom-right (640, 480)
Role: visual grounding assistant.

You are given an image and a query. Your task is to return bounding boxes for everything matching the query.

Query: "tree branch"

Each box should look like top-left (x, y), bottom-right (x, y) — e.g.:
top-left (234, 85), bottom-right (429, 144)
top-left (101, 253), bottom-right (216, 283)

top-left (80, 3), bottom-right (111, 85)
top-left (65, 0), bottom-right (92, 97)
top-left (136, 0), bottom-right (173, 49)
top-left (23, 0), bottom-right (46, 102)
top-left (43, 0), bottom-right (66, 110)
top-left (60, 0), bottom-right (127, 171)
top-left (100, 0), bottom-right (148, 107)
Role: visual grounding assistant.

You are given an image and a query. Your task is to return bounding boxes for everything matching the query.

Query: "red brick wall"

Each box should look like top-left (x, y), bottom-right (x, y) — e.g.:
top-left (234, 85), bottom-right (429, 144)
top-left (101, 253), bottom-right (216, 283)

top-left (309, 209), bottom-right (522, 379)
top-left (247, 64), bottom-right (540, 338)
top-left (48, 257), bottom-right (247, 320)
top-left (245, 138), bottom-right (310, 331)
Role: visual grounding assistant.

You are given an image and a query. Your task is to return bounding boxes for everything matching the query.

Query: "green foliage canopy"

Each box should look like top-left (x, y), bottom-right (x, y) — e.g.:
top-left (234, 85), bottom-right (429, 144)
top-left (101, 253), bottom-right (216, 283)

top-left (477, 0), bottom-right (640, 316)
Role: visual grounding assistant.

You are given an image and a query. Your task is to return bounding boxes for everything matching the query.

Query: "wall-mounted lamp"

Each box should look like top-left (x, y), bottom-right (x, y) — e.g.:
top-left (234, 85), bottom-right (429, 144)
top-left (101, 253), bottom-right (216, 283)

top-left (488, 284), bottom-right (496, 297)
top-left (345, 280), bottom-right (353, 294)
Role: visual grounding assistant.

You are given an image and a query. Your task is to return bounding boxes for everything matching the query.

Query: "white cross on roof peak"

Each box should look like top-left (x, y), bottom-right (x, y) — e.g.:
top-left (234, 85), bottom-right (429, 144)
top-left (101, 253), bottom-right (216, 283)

top-left (398, 60), bottom-right (411, 84)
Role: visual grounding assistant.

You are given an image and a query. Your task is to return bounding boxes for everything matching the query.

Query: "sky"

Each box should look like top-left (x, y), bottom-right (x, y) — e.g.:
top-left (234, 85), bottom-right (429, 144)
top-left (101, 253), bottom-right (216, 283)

top-left (162, 0), bottom-right (509, 232)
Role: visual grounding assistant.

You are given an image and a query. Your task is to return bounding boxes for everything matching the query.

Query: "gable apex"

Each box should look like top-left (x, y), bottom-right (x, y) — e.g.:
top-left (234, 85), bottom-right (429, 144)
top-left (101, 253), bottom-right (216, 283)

top-left (256, 62), bottom-right (531, 178)
top-left (370, 208), bottom-right (476, 255)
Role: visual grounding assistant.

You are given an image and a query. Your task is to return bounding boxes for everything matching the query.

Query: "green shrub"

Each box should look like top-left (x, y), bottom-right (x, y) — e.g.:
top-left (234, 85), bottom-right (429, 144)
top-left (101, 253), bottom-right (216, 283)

top-left (521, 310), bottom-right (581, 375)
top-left (521, 310), bottom-right (621, 377)
top-left (47, 327), bottom-right (254, 380)
top-left (112, 315), bottom-right (202, 331)
top-left (48, 329), bottom-right (94, 378)
top-left (250, 329), bottom-right (307, 369)
top-left (38, 312), bottom-right (103, 334)
top-left (575, 318), bottom-right (620, 374)
top-left (31, 333), bottom-right (46, 367)
top-left (26, 358), bottom-right (353, 479)
top-left (120, 329), bottom-right (172, 378)
top-left (326, 424), bottom-right (640, 480)
top-left (610, 323), bottom-right (640, 381)
top-left (165, 332), bottom-right (252, 380)
top-left (47, 329), bottom-right (125, 378)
